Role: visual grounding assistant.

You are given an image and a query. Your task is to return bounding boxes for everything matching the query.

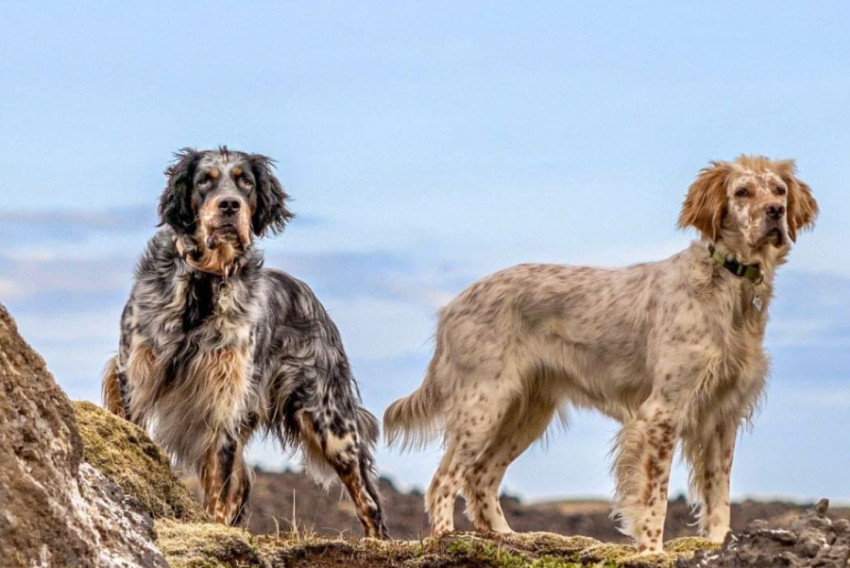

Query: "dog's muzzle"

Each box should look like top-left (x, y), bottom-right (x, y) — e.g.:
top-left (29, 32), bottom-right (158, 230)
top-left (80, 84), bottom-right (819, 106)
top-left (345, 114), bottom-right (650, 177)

top-left (202, 196), bottom-right (250, 249)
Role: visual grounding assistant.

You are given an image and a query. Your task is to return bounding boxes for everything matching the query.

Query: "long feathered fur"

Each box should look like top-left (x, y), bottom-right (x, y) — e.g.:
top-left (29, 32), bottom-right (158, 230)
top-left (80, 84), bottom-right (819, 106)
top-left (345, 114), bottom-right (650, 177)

top-left (104, 148), bottom-right (387, 538)
top-left (383, 331), bottom-right (447, 451)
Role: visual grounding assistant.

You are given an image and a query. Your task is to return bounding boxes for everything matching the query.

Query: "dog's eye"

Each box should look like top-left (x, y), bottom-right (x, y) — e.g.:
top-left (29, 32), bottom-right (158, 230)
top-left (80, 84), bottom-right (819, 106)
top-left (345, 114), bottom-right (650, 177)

top-left (239, 176), bottom-right (254, 190)
top-left (776, 186), bottom-right (787, 196)
top-left (734, 187), bottom-right (749, 198)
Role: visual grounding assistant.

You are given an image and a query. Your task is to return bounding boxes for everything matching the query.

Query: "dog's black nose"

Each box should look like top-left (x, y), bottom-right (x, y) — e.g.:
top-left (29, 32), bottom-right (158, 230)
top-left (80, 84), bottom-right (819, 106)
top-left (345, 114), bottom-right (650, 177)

top-left (218, 198), bottom-right (241, 214)
top-left (766, 204), bottom-right (785, 220)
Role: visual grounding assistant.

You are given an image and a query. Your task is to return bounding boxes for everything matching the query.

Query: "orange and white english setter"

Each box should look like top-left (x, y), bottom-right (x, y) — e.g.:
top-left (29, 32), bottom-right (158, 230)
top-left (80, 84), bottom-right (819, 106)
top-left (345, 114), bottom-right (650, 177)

top-left (384, 156), bottom-right (818, 553)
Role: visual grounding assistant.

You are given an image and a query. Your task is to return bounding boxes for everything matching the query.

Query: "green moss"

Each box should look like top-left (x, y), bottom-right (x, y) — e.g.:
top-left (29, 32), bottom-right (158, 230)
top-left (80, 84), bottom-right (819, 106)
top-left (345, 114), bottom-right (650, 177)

top-left (182, 529), bottom-right (718, 567)
top-left (497, 532), bottom-right (600, 558)
top-left (156, 520), bottom-right (267, 568)
top-left (576, 537), bottom-right (717, 568)
top-left (427, 533), bottom-right (602, 567)
top-left (663, 537), bottom-right (718, 555)
top-left (579, 542), bottom-right (638, 564)
top-left (73, 400), bottom-right (207, 522)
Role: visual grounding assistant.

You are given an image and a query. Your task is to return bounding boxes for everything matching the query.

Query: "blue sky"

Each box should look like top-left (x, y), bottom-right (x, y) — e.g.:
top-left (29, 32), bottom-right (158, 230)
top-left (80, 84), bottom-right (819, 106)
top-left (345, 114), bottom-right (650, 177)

top-left (1, 2), bottom-right (848, 504)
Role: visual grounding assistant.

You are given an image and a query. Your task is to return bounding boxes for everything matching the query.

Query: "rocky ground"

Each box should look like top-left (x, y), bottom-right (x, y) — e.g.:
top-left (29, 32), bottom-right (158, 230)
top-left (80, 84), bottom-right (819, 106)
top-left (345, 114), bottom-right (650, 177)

top-left (2, 301), bottom-right (848, 567)
top-left (678, 499), bottom-right (850, 567)
top-left (242, 469), bottom-right (850, 543)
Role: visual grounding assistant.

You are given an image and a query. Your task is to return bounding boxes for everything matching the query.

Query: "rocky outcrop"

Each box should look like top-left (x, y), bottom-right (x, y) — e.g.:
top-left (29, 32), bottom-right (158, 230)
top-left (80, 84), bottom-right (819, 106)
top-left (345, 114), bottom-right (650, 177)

top-left (0, 303), bottom-right (166, 568)
top-left (679, 499), bottom-right (850, 568)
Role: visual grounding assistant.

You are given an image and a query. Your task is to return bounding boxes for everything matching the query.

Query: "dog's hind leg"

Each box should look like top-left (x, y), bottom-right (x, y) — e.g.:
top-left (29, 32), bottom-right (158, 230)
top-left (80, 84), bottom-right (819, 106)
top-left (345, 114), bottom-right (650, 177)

top-left (354, 407), bottom-right (389, 538)
top-left (462, 396), bottom-right (557, 533)
top-left (425, 439), bottom-right (464, 536)
top-left (427, 373), bottom-right (523, 536)
top-left (299, 408), bottom-right (389, 539)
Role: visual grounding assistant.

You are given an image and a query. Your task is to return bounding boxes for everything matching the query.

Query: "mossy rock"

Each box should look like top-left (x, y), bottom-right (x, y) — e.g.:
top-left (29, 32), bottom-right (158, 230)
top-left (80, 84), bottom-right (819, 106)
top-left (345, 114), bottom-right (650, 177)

top-left (73, 400), bottom-right (208, 522)
top-left (578, 537), bottom-right (717, 568)
top-left (156, 520), bottom-right (268, 568)
top-left (663, 537), bottom-right (719, 555)
top-left (254, 532), bottom-right (715, 568)
top-left (494, 531), bottom-right (601, 556)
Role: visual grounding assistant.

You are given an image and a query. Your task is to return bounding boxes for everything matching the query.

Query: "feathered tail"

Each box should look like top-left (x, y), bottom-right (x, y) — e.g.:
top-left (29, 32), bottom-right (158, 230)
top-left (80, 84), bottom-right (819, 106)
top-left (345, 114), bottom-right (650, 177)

top-left (383, 355), bottom-right (446, 451)
top-left (101, 356), bottom-right (127, 419)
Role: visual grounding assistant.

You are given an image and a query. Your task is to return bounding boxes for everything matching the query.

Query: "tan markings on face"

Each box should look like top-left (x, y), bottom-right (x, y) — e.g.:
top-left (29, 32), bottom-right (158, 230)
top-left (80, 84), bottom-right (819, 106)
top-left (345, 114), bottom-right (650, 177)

top-left (198, 199), bottom-right (222, 239)
top-left (726, 168), bottom-right (788, 247)
top-left (232, 166), bottom-right (242, 177)
top-left (208, 168), bottom-right (220, 179)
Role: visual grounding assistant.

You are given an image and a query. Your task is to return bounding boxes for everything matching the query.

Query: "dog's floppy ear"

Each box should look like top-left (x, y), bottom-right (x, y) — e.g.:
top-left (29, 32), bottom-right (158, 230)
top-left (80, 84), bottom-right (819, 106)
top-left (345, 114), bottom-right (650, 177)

top-left (159, 149), bottom-right (200, 233)
top-left (248, 154), bottom-right (293, 237)
top-left (774, 159), bottom-right (819, 242)
top-left (678, 161), bottom-right (734, 241)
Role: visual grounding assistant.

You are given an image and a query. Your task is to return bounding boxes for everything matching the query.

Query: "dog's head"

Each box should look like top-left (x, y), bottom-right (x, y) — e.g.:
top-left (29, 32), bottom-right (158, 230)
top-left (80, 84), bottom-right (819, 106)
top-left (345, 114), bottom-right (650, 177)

top-left (678, 156), bottom-right (818, 254)
top-left (159, 147), bottom-right (292, 252)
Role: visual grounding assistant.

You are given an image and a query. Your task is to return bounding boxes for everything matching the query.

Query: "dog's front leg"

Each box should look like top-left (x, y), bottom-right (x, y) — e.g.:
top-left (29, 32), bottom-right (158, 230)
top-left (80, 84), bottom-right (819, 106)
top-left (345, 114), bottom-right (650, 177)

top-left (199, 445), bottom-right (225, 522)
top-left (199, 437), bottom-right (253, 525)
top-left (684, 419), bottom-right (737, 542)
top-left (612, 394), bottom-right (684, 553)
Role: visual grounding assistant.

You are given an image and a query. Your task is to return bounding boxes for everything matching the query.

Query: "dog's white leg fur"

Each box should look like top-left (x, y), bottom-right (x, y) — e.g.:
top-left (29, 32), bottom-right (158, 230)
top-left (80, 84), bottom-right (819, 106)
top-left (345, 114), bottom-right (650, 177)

top-left (462, 398), bottom-right (556, 533)
top-left (426, 440), bottom-right (463, 535)
top-left (426, 369), bottom-right (523, 536)
top-left (683, 419), bottom-right (737, 542)
top-left (701, 424), bottom-right (736, 542)
top-left (612, 394), bottom-right (686, 553)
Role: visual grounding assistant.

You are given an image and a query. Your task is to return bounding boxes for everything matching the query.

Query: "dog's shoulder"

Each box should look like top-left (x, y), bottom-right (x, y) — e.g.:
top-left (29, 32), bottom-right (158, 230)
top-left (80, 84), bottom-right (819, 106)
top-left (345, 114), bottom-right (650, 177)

top-left (262, 267), bottom-right (310, 298)
top-left (261, 267), bottom-right (341, 332)
top-left (134, 227), bottom-right (179, 279)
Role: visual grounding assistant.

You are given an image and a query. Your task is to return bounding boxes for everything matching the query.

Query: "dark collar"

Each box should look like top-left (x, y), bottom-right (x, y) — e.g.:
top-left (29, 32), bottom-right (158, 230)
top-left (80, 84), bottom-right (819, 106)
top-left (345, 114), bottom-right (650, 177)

top-left (708, 244), bottom-right (763, 283)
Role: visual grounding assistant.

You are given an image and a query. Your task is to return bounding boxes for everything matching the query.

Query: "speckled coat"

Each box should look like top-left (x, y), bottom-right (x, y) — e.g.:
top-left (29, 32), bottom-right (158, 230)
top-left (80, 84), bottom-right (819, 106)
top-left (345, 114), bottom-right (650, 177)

top-left (385, 156), bottom-right (818, 552)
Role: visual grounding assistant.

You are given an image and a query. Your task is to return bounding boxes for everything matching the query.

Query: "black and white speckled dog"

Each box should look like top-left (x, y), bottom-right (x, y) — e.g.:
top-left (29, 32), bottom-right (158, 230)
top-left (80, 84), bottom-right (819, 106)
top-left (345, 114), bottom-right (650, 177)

top-left (102, 148), bottom-right (388, 537)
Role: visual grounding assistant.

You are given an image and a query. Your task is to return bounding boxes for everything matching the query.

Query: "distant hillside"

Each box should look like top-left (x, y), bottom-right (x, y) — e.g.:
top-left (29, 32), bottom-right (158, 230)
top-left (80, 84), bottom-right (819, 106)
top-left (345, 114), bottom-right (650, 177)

top-left (241, 468), bottom-right (850, 541)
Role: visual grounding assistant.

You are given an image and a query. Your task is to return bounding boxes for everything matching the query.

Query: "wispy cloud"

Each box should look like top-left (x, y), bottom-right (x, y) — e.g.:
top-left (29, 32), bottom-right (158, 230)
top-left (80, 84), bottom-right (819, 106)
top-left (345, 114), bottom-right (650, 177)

top-left (266, 249), bottom-right (472, 310)
top-left (0, 205), bottom-right (157, 243)
top-left (0, 252), bottom-right (134, 301)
